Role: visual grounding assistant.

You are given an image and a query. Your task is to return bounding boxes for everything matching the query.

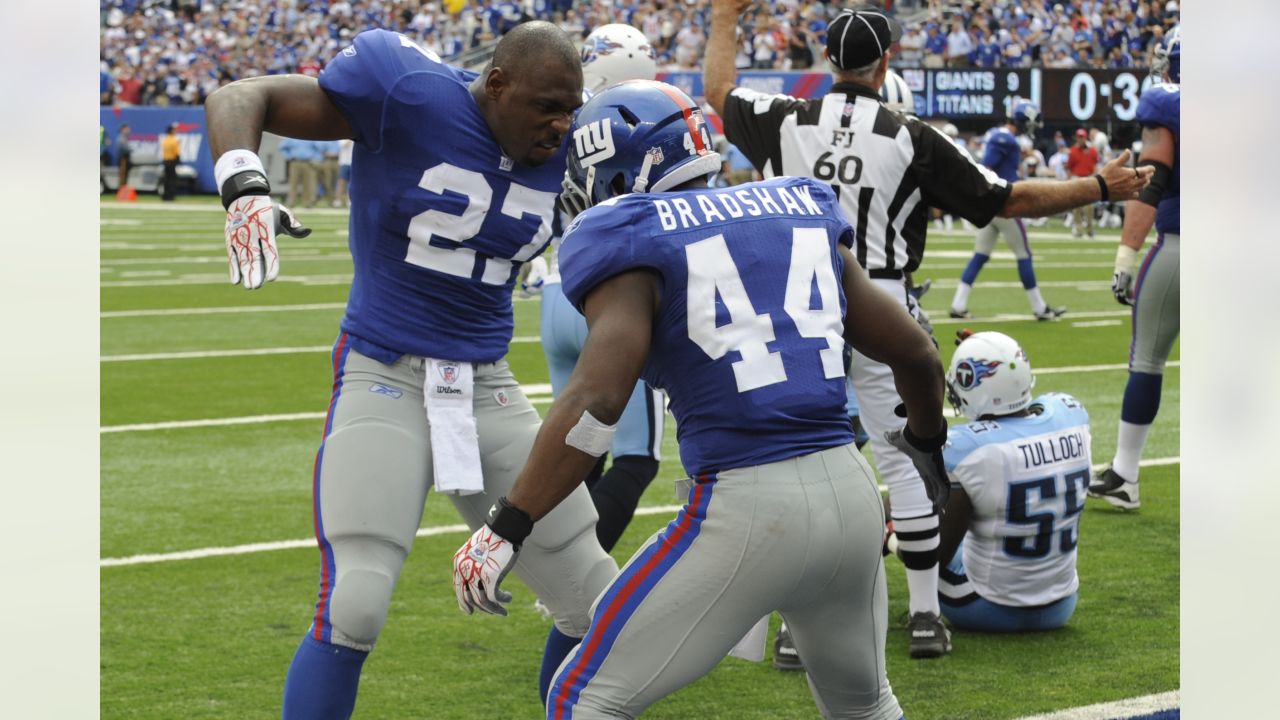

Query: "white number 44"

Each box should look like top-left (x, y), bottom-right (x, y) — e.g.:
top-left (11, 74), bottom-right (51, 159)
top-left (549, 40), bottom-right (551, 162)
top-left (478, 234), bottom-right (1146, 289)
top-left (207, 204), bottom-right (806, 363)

top-left (685, 227), bottom-right (844, 393)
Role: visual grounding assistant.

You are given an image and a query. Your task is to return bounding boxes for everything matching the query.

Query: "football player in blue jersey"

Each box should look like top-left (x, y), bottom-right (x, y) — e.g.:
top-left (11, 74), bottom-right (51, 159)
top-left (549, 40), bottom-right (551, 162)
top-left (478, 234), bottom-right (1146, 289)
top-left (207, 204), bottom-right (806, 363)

top-left (534, 21), bottom-right (665, 704)
top-left (205, 23), bottom-right (621, 719)
top-left (1091, 27), bottom-right (1181, 510)
top-left (949, 100), bottom-right (1068, 322)
top-left (452, 79), bottom-right (953, 719)
top-left (930, 330), bottom-right (1091, 631)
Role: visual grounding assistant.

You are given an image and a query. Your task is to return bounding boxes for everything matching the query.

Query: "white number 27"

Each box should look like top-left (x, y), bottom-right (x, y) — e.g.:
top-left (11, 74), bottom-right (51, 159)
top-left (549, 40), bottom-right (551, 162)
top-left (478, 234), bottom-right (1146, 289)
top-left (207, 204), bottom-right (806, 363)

top-left (685, 227), bottom-right (845, 392)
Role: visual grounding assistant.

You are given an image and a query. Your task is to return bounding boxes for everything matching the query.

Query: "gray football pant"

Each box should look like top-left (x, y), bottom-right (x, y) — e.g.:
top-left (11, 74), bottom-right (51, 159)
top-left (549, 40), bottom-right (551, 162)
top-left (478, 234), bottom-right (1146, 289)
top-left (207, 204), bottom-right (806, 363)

top-left (849, 278), bottom-right (933, 520)
top-left (548, 444), bottom-right (902, 720)
top-left (1130, 234), bottom-right (1180, 374)
top-left (974, 216), bottom-right (1031, 259)
top-left (308, 347), bottom-right (617, 651)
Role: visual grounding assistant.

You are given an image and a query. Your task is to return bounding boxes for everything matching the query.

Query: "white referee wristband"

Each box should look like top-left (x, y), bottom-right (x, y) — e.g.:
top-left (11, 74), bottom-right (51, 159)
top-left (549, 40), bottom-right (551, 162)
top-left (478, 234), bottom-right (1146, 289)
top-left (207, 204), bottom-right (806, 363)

top-left (215, 149), bottom-right (267, 189)
top-left (564, 410), bottom-right (617, 457)
top-left (1114, 244), bottom-right (1138, 276)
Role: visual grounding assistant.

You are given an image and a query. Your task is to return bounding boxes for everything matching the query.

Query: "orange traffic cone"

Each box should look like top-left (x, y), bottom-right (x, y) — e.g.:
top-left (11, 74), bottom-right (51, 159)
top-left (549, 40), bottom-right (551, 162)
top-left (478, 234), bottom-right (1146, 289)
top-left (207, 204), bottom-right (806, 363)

top-left (116, 185), bottom-right (137, 202)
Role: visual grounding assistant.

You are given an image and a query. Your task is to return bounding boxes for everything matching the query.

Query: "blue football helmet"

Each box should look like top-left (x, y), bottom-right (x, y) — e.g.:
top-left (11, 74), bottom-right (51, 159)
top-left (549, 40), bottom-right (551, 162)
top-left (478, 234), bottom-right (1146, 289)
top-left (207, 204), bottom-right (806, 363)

top-left (567, 80), bottom-right (722, 207)
top-left (1009, 99), bottom-right (1041, 136)
top-left (1152, 25), bottom-right (1180, 83)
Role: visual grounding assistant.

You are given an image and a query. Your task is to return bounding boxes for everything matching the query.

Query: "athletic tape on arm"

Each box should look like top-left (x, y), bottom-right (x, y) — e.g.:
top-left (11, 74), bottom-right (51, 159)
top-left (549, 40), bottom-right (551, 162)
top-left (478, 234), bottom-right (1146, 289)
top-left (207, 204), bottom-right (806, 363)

top-left (565, 410), bottom-right (617, 457)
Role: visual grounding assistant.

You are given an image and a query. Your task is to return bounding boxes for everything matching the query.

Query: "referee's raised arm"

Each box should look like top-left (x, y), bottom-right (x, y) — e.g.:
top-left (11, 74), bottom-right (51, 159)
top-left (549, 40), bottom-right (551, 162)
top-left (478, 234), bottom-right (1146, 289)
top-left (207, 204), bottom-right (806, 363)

top-left (704, 0), bottom-right (752, 117)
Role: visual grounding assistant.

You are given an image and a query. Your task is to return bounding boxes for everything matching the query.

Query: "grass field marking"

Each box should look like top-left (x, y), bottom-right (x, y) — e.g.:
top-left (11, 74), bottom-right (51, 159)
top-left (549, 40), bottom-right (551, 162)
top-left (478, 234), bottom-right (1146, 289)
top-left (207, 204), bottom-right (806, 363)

top-left (101, 253), bottom-right (352, 267)
top-left (100, 337), bottom-right (544, 361)
top-left (932, 309), bottom-right (1131, 325)
top-left (99, 457), bottom-right (1178, 568)
top-left (103, 302), bottom-right (347, 319)
top-left (1013, 690), bottom-right (1179, 720)
top-left (98, 361), bottom-right (1176, 433)
top-left (1071, 320), bottom-right (1124, 328)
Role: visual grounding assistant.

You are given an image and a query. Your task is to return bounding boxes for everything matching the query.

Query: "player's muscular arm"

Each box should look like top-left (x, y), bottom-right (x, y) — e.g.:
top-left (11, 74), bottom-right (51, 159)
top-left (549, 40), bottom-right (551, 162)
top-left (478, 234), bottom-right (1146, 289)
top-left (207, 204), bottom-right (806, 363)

top-left (505, 271), bottom-right (658, 522)
top-left (999, 149), bottom-right (1152, 218)
top-left (937, 487), bottom-right (973, 567)
top-left (205, 75), bottom-right (353, 156)
top-left (703, 0), bottom-right (753, 116)
top-left (838, 245), bottom-right (945, 439)
top-left (1119, 125), bottom-right (1175, 251)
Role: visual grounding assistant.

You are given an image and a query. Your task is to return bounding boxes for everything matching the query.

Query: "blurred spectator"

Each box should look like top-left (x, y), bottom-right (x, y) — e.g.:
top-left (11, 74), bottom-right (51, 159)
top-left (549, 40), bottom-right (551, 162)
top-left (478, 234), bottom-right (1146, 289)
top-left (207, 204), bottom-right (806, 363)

top-left (160, 123), bottom-right (180, 202)
top-left (116, 124), bottom-right (133, 189)
top-left (100, 0), bottom-right (1157, 106)
top-left (279, 137), bottom-right (321, 210)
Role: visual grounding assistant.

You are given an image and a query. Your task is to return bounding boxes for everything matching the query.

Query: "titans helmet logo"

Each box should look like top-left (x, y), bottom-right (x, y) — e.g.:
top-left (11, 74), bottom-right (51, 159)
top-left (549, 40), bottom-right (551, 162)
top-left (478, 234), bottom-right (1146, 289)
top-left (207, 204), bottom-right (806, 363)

top-left (954, 358), bottom-right (1001, 389)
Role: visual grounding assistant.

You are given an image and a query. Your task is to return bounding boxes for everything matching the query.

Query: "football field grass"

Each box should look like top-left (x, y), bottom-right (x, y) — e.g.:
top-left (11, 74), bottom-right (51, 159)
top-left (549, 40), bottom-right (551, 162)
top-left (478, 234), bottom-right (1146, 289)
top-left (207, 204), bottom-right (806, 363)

top-left (100, 197), bottom-right (1179, 719)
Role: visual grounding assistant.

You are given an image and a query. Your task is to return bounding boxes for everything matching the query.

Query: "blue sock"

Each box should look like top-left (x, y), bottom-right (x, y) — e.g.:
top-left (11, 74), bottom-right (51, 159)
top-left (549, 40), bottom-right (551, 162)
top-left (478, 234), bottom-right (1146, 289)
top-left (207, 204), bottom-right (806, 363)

top-left (540, 626), bottom-right (580, 707)
top-left (960, 253), bottom-right (989, 285)
top-left (1016, 258), bottom-right (1038, 289)
top-left (1121, 371), bottom-right (1163, 424)
top-left (282, 635), bottom-right (369, 720)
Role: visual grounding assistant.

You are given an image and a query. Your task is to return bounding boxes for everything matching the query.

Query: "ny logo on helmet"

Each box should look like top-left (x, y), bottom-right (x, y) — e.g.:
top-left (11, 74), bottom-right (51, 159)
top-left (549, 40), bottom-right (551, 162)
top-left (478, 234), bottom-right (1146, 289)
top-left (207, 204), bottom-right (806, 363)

top-left (574, 119), bottom-right (616, 167)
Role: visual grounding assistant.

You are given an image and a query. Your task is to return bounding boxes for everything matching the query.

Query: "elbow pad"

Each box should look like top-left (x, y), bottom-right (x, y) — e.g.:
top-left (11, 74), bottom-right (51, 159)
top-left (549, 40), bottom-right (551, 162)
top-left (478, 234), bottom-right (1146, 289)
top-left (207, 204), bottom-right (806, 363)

top-left (1136, 159), bottom-right (1172, 207)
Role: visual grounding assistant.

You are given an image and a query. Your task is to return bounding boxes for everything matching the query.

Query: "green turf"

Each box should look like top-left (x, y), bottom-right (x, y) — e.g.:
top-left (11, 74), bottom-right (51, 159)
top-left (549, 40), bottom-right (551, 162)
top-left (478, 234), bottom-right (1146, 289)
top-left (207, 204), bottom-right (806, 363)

top-left (100, 202), bottom-right (1179, 718)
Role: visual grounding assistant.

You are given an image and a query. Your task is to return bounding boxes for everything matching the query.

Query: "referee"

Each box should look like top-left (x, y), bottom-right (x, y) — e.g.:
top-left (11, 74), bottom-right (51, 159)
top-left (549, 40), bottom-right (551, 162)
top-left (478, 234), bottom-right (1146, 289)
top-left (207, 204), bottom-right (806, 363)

top-left (705, 0), bottom-right (1152, 659)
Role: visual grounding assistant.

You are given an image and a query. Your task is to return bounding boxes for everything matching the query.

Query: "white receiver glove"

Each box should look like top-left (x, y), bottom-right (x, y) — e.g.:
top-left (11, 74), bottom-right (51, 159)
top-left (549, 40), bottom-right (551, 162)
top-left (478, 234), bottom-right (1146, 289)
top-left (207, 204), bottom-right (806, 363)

top-left (224, 196), bottom-right (311, 289)
top-left (452, 524), bottom-right (520, 616)
top-left (1112, 244), bottom-right (1138, 306)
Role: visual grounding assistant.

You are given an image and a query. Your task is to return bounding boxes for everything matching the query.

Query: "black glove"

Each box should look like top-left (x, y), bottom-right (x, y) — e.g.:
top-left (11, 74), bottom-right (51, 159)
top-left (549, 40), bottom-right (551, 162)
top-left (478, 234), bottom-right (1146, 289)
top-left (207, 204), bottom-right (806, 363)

top-left (885, 418), bottom-right (951, 513)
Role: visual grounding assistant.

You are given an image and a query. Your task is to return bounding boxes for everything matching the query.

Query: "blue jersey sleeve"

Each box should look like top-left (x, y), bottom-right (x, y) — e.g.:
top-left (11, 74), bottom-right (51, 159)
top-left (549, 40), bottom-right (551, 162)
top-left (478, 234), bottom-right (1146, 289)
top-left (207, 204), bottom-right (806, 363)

top-left (319, 29), bottom-right (445, 152)
top-left (559, 198), bottom-right (647, 311)
top-left (1136, 84), bottom-right (1180, 138)
top-left (982, 130), bottom-right (1015, 170)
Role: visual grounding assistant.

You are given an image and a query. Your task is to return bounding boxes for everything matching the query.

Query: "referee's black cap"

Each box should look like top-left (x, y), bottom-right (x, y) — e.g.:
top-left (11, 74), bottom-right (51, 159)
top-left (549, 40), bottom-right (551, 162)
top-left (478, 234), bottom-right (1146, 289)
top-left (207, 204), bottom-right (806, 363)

top-left (826, 7), bottom-right (903, 70)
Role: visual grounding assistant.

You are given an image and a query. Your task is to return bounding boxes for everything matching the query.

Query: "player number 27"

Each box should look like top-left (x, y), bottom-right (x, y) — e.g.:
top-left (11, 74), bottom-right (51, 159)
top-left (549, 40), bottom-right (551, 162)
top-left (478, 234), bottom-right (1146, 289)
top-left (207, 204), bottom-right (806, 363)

top-left (685, 227), bottom-right (844, 393)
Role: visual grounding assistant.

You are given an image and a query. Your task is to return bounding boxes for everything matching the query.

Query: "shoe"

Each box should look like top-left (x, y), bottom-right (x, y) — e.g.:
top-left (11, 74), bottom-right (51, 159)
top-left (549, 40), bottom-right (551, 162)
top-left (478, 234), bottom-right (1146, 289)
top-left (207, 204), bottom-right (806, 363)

top-left (773, 623), bottom-right (804, 671)
top-left (949, 308), bottom-right (971, 319)
top-left (1034, 306), bottom-right (1067, 321)
top-left (907, 612), bottom-right (952, 659)
top-left (1088, 465), bottom-right (1140, 509)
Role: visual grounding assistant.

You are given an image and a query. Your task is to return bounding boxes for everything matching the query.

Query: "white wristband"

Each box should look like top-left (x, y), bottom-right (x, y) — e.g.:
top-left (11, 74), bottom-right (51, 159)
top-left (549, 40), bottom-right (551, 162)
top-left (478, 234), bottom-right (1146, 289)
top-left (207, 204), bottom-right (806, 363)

top-left (564, 410), bottom-right (617, 457)
top-left (215, 149), bottom-right (267, 189)
top-left (1114, 244), bottom-right (1138, 276)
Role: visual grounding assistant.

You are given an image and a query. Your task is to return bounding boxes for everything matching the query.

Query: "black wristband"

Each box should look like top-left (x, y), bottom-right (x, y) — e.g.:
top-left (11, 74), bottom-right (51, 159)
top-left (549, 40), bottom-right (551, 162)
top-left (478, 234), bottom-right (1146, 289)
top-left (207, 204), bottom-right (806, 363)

top-left (487, 496), bottom-right (534, 547)
top-left (1094, 174), bottom-right (1109, 202)
top-left (220, 169), bottom-right (272, 210)
top-left (903, 421), bottom-right (949, 453)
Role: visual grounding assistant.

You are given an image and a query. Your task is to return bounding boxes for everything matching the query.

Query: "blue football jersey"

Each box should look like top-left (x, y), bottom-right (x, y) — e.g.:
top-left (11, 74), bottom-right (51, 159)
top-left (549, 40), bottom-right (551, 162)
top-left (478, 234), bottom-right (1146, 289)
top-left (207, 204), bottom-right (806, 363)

top-left (1135, 83), bottom-right (1179, 235)
top-left (318, 29), bottom-right (563, 364)
top-left (560, 177), bottom-right (856, 476)
top-left (981, 127), bottom-right (1022, 183)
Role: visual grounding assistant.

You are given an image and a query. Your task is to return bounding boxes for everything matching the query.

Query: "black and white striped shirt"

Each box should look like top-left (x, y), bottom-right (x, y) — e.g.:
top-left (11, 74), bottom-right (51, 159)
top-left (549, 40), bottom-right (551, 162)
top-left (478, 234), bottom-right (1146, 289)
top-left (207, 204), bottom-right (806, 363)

top-left (721, 82), bottom-right (1011, 275)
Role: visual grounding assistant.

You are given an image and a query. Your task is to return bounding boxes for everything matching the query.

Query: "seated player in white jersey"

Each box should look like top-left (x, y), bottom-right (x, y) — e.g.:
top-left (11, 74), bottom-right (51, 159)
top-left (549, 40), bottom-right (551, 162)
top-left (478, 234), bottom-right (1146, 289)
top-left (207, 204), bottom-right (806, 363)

top-left (934, 331), bottom-right (1091, 632)
top-left (534, 22), bottom-right (666, 704)
top-left (452, 79), bottom-right (954, 719)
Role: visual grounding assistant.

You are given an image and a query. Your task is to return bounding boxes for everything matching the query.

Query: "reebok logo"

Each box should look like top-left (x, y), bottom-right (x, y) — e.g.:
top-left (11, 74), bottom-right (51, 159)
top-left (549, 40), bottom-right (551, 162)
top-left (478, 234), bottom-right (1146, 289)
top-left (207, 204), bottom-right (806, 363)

top-left (912, 630), bottom-right (937, 638)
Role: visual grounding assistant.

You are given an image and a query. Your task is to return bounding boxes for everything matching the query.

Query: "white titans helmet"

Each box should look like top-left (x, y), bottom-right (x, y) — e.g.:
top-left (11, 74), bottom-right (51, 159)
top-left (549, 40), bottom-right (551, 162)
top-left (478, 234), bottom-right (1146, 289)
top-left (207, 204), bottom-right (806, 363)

top-left (947, 331), bottom-right (1036, 421)
top-left (581, 24), bottom-right (657, 93)
top-left (880, 69), bottom-right (915, 114)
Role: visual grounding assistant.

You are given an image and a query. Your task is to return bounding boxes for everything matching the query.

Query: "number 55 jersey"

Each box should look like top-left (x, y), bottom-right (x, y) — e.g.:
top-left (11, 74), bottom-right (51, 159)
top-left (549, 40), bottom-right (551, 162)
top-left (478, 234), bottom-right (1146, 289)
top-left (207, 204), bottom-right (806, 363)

top-left (943, 393), bottom-right (1093, 607)
top-left (318, 29), bottom-right (563, 365)
top-left (559, 176), bottom-right (857, 476)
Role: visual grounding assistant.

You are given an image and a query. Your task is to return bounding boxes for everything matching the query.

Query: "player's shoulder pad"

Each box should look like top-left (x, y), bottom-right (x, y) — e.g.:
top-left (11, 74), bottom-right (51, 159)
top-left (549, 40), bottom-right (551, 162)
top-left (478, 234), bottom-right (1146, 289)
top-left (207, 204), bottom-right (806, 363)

top-left (559, 194), bottom-right (645, 307)
top-left (1136, 83), bottom-right (1180, 131)
top-left (943, 421), bottom-right (999, 472)
top-left (326, 29), bottom-right (451, 83)
top-left (1034, 392), bottom-right (1090, 425)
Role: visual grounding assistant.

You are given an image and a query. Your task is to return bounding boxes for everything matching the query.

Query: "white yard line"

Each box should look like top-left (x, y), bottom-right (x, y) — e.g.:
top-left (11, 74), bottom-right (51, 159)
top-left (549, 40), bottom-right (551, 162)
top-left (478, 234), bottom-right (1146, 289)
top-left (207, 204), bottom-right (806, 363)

top-left (103, 303), bottom-right (346, 318)
top-left (1071, 320), bottom-right (1123, 328)
top-left (932, 309), bottom-right (1131, 324)
top-left (100, 457), bottom-right (1180, 568)
top-left (99, 361), bottom-right (1178, 433)
top-left (1014, 691), bottom-right (1179, 720)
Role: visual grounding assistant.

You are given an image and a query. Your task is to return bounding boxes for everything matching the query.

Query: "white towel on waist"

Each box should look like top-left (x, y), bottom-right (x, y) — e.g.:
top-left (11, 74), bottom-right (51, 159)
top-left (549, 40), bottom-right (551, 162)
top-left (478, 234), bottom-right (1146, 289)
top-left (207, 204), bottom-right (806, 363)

top-left (424, 359), bottom-right (484, 496)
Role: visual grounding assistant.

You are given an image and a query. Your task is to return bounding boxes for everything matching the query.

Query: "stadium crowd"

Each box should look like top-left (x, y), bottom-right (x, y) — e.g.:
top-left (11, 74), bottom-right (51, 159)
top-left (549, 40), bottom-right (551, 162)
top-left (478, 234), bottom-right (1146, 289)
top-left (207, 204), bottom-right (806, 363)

top-left (100, 0), bottom-right (1176, 106)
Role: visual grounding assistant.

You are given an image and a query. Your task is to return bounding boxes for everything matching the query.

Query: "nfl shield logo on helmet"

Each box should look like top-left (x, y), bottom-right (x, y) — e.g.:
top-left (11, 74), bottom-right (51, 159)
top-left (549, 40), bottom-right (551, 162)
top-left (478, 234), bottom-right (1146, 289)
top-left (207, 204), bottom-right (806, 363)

top-left (647, 146), bottom-right (664, 165)
top-left (438, 362), bottom-right (460, 384)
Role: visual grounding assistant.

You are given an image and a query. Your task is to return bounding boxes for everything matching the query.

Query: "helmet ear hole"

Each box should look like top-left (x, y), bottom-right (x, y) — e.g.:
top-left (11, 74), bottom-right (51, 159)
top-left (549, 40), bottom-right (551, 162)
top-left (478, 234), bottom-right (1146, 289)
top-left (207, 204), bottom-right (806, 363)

top-left (609, 172), bottom-right (626, 198)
